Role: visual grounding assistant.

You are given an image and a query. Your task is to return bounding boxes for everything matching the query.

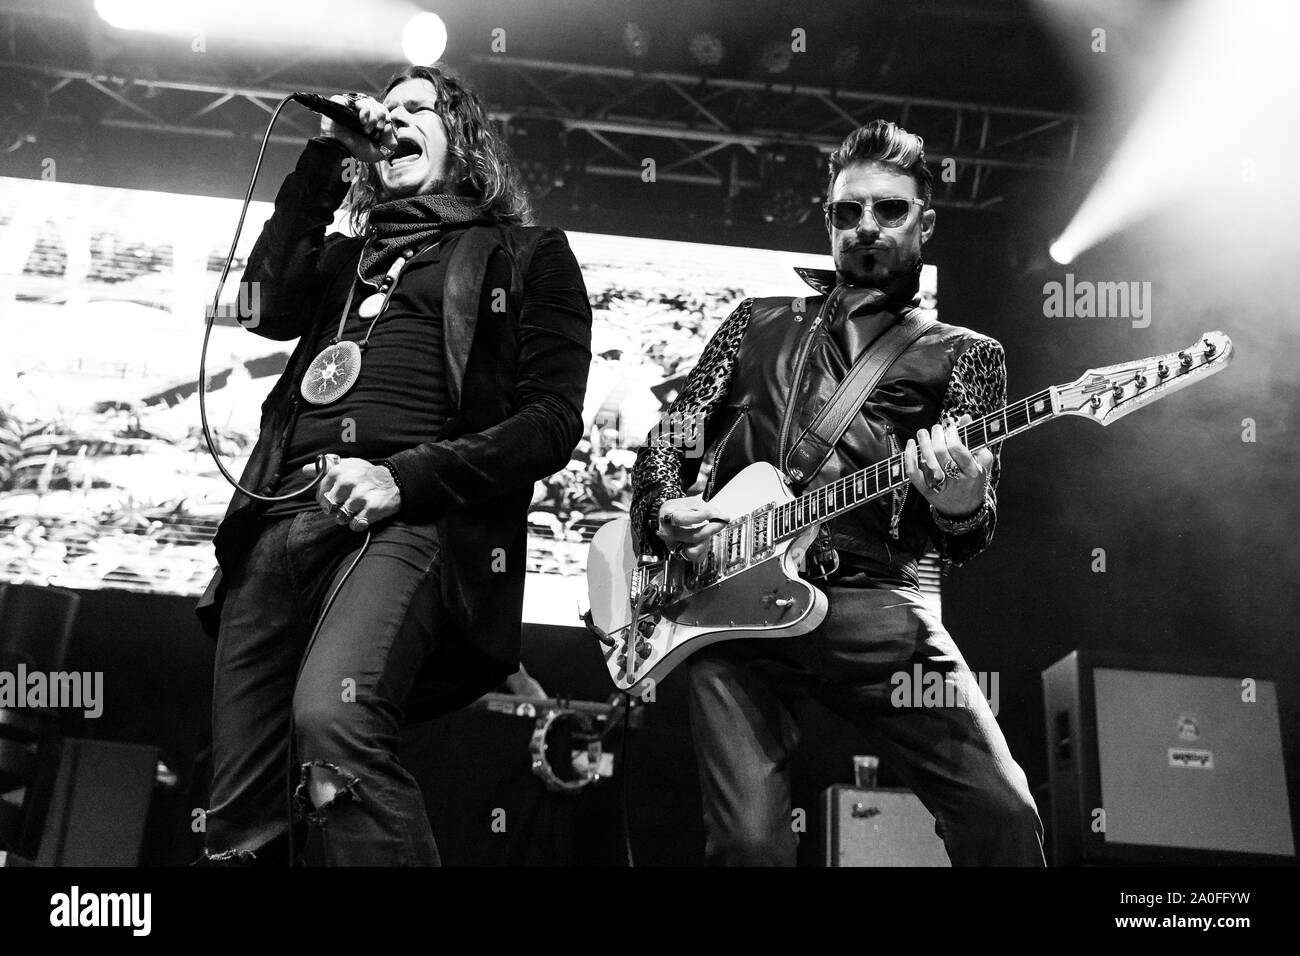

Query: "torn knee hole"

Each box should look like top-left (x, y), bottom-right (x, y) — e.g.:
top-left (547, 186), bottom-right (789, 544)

top-left (202, 846), bottom-right (257, 865)
top-left (294, 760), bottom-right (361, 822)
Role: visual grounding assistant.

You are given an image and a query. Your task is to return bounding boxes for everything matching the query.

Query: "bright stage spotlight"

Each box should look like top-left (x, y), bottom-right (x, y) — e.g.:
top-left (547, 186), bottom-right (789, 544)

top-left (1050, 0), bottom-right (1300, 262)
top-left (93, 0), bottom-right (433, 63)
top-left (95, 0), bottom-right (182, 32)
top-left (402, 12), bottom-right (447, 65)
top-left (1047, 239), bottom-right (1073, 266)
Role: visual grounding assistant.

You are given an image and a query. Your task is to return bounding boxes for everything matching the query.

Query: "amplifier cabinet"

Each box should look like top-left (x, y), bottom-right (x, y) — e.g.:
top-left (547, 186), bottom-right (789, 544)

top-left (1042, 650), bottom-right (1294, 865)
top-left (822, 785), bottom-right (950, 867)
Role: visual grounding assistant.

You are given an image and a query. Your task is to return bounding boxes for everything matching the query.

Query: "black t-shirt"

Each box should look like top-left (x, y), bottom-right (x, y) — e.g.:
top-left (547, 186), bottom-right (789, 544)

top-left (260, 238), bottom-right (455, 520)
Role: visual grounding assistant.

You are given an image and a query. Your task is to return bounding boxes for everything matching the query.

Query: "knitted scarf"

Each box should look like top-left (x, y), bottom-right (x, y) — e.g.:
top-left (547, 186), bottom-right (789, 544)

top-left (358, 194), bottom-right (486, 286)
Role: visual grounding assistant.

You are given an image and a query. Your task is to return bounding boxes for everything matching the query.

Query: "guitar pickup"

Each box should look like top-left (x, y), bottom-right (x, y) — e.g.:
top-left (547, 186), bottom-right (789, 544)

top-left (722, 519), bottom-right (748, 573)
top-left (750, 507), bottom-right (773, 559)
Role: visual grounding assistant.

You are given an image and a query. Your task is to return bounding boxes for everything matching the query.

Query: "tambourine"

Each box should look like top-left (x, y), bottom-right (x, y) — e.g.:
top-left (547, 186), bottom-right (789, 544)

top-left (528, 706), bottom-right (611, 794)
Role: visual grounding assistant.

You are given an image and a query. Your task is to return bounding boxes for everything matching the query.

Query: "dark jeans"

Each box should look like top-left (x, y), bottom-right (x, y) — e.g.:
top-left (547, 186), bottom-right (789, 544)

top-left (204, 508), bottom-right (444, 866)
top-left (686, 577), bottom-right (1046, 866)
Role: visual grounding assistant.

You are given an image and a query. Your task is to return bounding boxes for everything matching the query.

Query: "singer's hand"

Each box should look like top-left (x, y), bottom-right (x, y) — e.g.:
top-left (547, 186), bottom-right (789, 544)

top-left (302, 454), bottom-right (402, 531)
top-left (320, 94), bottom-right (398, 164)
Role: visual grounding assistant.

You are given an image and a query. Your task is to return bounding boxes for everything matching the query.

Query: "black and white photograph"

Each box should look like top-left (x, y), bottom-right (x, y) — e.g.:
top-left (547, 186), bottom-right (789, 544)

top-left (0, 0), bottom-right (1294, 937)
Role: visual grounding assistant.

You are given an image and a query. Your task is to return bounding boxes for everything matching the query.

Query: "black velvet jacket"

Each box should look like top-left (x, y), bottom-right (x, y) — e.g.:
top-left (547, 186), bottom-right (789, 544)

top-left (194, 138), bottom-right (593, 718)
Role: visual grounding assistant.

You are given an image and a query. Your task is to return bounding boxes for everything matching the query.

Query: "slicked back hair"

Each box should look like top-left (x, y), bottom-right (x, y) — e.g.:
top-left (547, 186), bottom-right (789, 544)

top-left (826, 120), bottom-right (933, 208)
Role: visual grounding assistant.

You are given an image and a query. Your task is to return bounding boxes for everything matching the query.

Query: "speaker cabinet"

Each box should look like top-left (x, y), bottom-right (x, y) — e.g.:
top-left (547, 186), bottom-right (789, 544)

top-left (24, 738), bottom-right (158, 867)
top-left (822, 785), bottom-right (950, 867)
top-left (1043, 650), bottom-right (1295, 865)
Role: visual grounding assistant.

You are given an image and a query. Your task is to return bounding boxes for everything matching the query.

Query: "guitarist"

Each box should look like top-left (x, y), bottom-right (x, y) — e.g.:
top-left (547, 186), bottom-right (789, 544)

top-left (630, 120), bottom-right (1045, 866)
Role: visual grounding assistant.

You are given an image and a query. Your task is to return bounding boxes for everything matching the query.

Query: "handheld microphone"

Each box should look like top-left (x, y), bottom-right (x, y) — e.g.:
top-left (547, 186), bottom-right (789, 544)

top-left (291, 91), bottom-right (394, 159)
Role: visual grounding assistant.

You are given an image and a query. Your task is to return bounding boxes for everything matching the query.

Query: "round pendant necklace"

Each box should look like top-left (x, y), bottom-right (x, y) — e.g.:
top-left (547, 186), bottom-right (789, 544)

top-left (299, 239), bottom-right (431, 406)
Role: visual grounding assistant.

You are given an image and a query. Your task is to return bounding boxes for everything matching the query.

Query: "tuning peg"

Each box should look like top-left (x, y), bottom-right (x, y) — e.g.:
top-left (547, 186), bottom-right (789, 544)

top-left (1203, 337), bottom-right (1217, 358)
top-left (1178, 351), bottom-right (1193, 371)
top-left (1134, 372), bottom-right (1148, 389)
top-left (1090, 395), bottom-right (1102, 411)
top-left (1111, 384), bottom-right (1124, 402)
top-left (1157, 361), bottom-right (1170, 379)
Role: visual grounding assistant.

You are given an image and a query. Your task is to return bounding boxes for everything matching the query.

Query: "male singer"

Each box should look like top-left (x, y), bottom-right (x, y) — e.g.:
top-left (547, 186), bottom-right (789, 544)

top-left (195, 64), bottom-right (592, 865)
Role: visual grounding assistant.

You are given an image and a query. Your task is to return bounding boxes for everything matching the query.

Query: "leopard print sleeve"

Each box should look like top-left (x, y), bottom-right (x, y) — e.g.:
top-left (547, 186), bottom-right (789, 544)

top-left (630, 298), bottom-right (754, 557)
top-left (931, 336), bottom-right (1007, 570)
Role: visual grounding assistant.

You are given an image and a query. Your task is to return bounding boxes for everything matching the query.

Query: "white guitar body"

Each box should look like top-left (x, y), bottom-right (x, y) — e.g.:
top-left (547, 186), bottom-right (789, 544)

top-left (587, 462), bottom-right (827, 691)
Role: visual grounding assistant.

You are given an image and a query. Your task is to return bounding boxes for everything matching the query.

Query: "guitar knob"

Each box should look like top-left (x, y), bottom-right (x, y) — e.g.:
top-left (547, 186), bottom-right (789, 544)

top-left (636, 641), bottom-right (653, 660)
top-left (774, 597), bottom-right (795, 608)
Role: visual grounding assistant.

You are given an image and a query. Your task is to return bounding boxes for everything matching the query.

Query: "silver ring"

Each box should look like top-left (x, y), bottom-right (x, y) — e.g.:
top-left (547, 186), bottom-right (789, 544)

top-left (944, 459), bottom-right (963, 480)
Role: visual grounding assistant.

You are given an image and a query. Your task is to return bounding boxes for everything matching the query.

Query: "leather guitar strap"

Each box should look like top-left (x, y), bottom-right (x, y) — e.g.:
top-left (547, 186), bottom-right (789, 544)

top-left (783, 305), bottom-right (933, 489)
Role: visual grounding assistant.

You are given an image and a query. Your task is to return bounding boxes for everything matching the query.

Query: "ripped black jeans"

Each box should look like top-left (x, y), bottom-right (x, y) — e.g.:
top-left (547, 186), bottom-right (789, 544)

top-left (204, 508), bottom-right (442, 866)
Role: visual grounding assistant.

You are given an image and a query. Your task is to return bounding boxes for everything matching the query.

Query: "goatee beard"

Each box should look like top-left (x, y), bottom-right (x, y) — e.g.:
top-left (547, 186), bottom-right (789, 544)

top-left (837, 254), bottom-right (922, 292)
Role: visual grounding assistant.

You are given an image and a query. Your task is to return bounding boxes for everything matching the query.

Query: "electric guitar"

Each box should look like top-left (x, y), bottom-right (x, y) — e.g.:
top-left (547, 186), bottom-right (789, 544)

top-left (586, 331), bottom-right (1234, 691)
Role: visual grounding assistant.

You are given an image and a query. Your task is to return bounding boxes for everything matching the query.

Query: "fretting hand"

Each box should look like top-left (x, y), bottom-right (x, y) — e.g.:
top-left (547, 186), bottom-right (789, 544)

top-left (903, 413), bottom-right (993, 518)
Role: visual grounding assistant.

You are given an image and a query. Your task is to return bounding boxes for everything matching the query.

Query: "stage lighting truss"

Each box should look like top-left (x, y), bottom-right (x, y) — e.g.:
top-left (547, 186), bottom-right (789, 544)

top-left (474, 56), bottom-right (1096, 213)
top-left (0, 55), bottom-right (1094, 213)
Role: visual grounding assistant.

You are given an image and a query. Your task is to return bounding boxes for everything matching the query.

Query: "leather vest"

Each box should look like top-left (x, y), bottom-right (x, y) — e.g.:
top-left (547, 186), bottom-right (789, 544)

top-left (703, 272), bottom-right (981, 574)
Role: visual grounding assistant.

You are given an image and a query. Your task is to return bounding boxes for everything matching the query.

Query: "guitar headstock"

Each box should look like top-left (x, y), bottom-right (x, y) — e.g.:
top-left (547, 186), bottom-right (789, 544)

top-left (1053, 331), bottom-right (1233, 426)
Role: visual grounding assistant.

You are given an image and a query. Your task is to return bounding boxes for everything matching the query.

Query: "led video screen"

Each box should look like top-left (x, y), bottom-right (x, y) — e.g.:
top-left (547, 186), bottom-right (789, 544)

top-left (0, 176), bottom-right (938, 624)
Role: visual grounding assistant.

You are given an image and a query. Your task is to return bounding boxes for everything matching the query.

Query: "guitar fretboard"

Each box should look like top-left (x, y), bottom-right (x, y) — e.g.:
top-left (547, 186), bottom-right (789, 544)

top-left (771, 388), bottom-right (1056, 540)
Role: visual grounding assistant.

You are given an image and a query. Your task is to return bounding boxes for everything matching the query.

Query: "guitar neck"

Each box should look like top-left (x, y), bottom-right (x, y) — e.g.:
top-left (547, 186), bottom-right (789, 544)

top-left (772, 388), bottom-right (1058, 541)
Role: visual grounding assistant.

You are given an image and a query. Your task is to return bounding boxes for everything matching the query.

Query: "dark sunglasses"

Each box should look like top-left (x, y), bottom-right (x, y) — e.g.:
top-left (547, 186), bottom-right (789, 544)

top-left (824, 197), bottom-right (926, 229)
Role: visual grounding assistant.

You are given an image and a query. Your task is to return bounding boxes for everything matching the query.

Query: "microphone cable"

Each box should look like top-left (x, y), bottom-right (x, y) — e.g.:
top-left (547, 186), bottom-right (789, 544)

top-left (198, 95), bottom-right (377, 865)
top-left (198, 93), bottom-right (334, 504)
top-left (197, 93), bottom-right (374, 504)
top-left (284, 524), bottom-right (371, 867)
top-left (618, 690), bottom-right (636, 867)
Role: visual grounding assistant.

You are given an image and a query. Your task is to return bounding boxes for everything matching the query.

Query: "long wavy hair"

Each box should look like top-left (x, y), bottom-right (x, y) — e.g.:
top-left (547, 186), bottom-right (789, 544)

top-left (343, 64), bottom-right (533, 233)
